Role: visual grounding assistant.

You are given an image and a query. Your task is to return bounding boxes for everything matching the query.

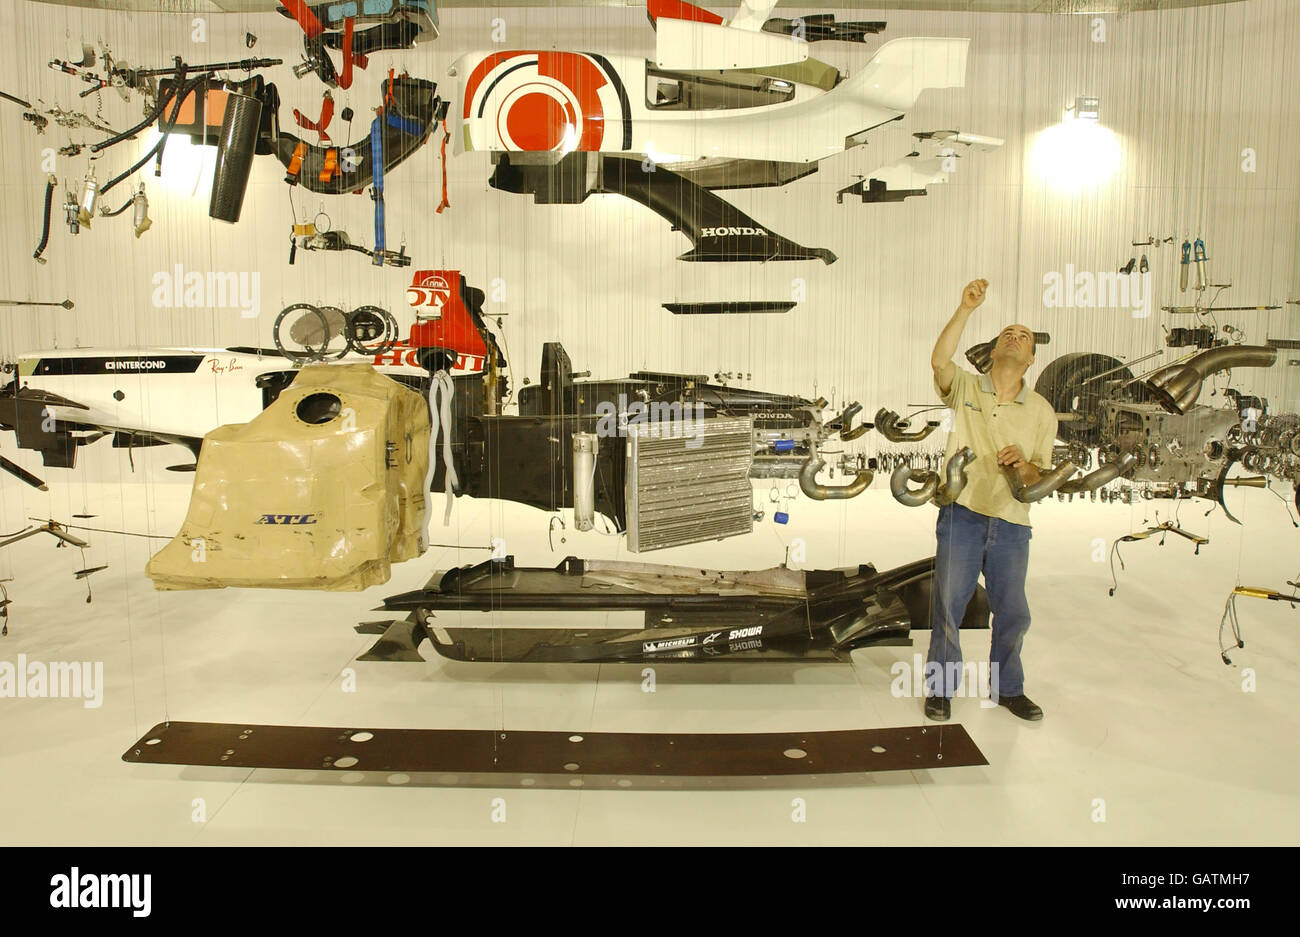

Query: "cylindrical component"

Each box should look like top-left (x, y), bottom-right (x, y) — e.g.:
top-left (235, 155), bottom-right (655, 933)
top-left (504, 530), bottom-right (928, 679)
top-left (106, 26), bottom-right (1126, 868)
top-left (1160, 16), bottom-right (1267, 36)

top-left (132, 185), bottom-right (151, 238)
top-left (773, 511), bottom-right (789, 524)
top-left (77, 170), bottom-right (98, 226)
top-left (209, 89), bottom-right (262, 223)
top-left (572, 432), bottom-right (598, 531)
top-left (772, 438), bottom-right (795, 453)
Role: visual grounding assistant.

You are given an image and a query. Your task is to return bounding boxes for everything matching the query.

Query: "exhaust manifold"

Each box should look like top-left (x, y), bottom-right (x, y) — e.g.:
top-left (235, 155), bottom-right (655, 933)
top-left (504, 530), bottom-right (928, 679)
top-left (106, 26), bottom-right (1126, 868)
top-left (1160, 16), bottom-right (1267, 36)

top-left (873, 408), bottom-right (937, 443)
top-left (890, 447), bottom-right (975, 507)
top-left (798, 455), bottom-right (872, 500)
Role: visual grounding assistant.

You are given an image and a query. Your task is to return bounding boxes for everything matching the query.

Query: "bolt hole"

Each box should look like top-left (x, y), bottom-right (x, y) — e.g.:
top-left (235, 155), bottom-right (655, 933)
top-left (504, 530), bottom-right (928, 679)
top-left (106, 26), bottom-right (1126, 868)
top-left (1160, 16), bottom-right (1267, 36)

top-left (351, 731), bottom-right (374, 743)
top-left (334, 755), bottom-right (359, 769)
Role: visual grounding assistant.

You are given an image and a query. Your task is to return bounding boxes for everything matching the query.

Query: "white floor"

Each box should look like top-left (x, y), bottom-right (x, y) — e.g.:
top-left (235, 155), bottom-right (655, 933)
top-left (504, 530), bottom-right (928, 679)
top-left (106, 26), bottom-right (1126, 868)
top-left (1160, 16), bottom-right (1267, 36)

top-left (2, 444), bottom-right (1298, 845)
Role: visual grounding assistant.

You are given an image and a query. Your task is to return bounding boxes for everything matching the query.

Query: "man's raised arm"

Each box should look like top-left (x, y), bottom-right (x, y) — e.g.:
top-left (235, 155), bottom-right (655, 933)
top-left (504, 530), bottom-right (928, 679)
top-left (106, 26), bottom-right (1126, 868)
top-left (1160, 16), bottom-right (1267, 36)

top-left (932, 278), bottom-right (987, 397)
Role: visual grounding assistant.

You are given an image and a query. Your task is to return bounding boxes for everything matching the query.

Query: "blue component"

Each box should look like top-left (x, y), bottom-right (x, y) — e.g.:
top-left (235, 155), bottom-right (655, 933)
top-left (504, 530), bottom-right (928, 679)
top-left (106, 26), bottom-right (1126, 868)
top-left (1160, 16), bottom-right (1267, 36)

top-left (774, 512), bottom-right (789, 524)
top-left (773, 438), bottom-right (795, 453)
top-left (370, 117), bottom-right (385, 265)
top-left (385, 112), bottom-right (423, 136)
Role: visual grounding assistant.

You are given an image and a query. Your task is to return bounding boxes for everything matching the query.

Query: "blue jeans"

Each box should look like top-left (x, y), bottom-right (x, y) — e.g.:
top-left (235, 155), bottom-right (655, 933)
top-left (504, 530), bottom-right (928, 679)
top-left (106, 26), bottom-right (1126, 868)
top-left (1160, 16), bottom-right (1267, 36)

top-left (926, 501), bottom-right (1032, 699)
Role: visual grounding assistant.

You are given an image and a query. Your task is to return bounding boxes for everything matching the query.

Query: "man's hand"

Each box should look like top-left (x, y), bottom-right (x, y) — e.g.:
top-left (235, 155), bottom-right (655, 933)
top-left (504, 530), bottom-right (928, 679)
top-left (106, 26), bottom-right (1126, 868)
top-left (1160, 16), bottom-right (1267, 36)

top-left (960, 278), bottom-right (988, 312)
top-left (998, 444), bottom-right (1042, 483)
top-left (933, 279), bottom-right (988, 383)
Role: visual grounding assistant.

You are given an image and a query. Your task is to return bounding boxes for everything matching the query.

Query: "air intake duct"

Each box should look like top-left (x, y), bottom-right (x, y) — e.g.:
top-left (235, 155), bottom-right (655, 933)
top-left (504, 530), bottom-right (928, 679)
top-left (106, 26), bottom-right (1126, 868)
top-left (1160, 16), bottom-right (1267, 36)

top-left (208, 88), bottom-right (262, 223)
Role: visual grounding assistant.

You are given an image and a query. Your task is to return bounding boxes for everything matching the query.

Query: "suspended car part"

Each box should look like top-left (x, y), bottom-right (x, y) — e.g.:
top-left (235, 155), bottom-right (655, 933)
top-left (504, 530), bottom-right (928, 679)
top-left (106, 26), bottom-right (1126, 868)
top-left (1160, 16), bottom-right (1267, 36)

top-left (273, 303), bottom-right (400, 363)
top-left (490, 152), bottom-right (836, 264)
top-left (145, 363), bottom-right (429, 591)
top-left (277, 76), bottom-right (443, 194)
top-left (1002, 460), bottom-right (1078, 503)
top-left (291, 228), bottom-right (411, 267)
top-left (209, 87), bottom-right (263, 222)
top-left (798, 455), bottom-right (872, 500)
top-left (874, 408), bottom-right (938, 443)
top-left (662, 301), bottom-right (795, 315)
top-left (280, 0), bottom-right (438, 89)
top-left (891, 447), bottom-right (976, 507)
top-left (761, 14), bottom-right (887, 42)
top-left (1142, 344), bottom-right (1278, 415)
top-left (32, 175), bottom-right (56, 262)
top-left (370, 553), bottom-right (989, 664)
top-left (123, 719), bottom-right (987, 778)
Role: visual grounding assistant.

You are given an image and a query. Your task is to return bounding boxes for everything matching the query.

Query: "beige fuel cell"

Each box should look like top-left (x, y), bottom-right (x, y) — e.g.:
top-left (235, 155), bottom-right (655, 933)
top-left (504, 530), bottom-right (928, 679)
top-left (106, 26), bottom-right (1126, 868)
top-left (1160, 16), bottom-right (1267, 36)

top-left (146, 363), bottom-right (429, 591)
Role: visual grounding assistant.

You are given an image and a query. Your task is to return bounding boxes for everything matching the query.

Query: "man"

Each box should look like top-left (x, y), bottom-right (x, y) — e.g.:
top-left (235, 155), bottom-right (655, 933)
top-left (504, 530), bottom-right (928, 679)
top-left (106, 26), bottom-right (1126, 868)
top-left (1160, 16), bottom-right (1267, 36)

top-left (926, 278), bottom-right (1059, 722)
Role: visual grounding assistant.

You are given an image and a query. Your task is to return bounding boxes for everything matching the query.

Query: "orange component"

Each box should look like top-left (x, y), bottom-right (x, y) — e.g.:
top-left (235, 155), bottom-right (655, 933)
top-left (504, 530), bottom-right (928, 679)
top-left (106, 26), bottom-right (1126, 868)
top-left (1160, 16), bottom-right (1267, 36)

top-left (285, 141), bottom-right (307, 184)
top-left (319, 147), bottom-right (339, 183)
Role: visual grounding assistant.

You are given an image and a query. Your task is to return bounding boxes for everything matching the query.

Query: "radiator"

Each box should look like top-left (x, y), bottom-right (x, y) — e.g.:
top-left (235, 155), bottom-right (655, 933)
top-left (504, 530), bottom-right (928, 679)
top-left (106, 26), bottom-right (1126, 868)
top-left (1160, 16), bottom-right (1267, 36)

top-left (625, 416), bottom-right (754, 552)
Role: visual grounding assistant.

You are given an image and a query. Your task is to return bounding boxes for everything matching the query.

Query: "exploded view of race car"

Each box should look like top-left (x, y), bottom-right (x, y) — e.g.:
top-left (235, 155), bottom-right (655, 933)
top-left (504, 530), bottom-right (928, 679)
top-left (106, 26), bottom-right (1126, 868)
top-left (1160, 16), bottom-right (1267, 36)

top-left (0, 275), bottom-right (874, 554)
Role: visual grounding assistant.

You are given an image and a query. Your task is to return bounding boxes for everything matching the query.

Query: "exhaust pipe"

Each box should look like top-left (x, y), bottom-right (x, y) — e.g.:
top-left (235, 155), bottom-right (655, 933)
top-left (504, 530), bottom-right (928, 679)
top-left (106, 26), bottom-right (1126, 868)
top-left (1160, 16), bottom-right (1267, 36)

top-left (799, 455), bottom-right (872, 500)
top-left (874, 408), bottom-right (937, 443)
top-left (935, 447), bottom-right (976, 504)
top-left (1144, 345), bottom-right (1278, 414)
top-left (1058, 452), bottom-right (1137, 494)
top-left (890, 464), bottom-right (939, 506)
top-left (891, 448), bottom-right (975, 507)
top-left (1003, 460), bottom-right (1078, 502)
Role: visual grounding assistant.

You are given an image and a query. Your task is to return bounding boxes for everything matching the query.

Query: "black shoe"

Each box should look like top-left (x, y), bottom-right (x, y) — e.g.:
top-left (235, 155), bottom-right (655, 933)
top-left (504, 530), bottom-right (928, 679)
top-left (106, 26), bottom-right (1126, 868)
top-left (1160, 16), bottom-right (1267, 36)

top-left (996, 694), bottom-right (1043, 721)
top-left (924, 695), bottom-right (951, 722)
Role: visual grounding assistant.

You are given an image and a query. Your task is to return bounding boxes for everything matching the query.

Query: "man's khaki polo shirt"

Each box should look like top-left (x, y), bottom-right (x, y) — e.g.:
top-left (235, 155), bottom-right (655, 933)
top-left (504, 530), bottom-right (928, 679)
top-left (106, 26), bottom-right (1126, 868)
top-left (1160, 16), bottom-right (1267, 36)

top-left (932, 366), bottom-right (1059, 527)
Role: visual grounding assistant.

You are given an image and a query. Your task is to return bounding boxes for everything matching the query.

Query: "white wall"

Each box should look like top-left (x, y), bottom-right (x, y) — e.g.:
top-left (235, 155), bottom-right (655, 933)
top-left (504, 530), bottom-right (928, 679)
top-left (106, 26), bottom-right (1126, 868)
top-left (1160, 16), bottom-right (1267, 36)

top-left (0, 0), bottom-right (1297, 438)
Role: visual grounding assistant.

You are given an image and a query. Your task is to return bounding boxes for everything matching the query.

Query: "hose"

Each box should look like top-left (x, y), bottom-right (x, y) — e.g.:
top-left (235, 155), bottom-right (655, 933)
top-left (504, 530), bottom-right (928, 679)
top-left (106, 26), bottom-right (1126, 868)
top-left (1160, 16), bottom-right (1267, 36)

top-left (101, 194), bottom-right (134, 217)
top-left (100, 70), bottom-right (196, 197)
top-left (33, 174), bottom-right (55, 261)
top-left (89, 79), bottom-right (180, 153)
top-left (422, 370), bottom-right (459, 544)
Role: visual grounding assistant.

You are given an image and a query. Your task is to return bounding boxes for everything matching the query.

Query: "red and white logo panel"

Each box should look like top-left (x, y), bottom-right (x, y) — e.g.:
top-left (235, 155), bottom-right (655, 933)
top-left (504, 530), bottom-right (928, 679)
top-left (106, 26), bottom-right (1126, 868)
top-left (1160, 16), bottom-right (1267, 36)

top-left (460, 51), bottom-right (627, 153)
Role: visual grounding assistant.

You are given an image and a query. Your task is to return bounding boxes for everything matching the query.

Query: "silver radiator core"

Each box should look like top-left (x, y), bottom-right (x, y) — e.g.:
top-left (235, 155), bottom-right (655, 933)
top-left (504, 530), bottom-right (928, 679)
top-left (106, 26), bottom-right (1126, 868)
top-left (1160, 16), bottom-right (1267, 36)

top-left (625, 416), bottom-right (754, 553)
